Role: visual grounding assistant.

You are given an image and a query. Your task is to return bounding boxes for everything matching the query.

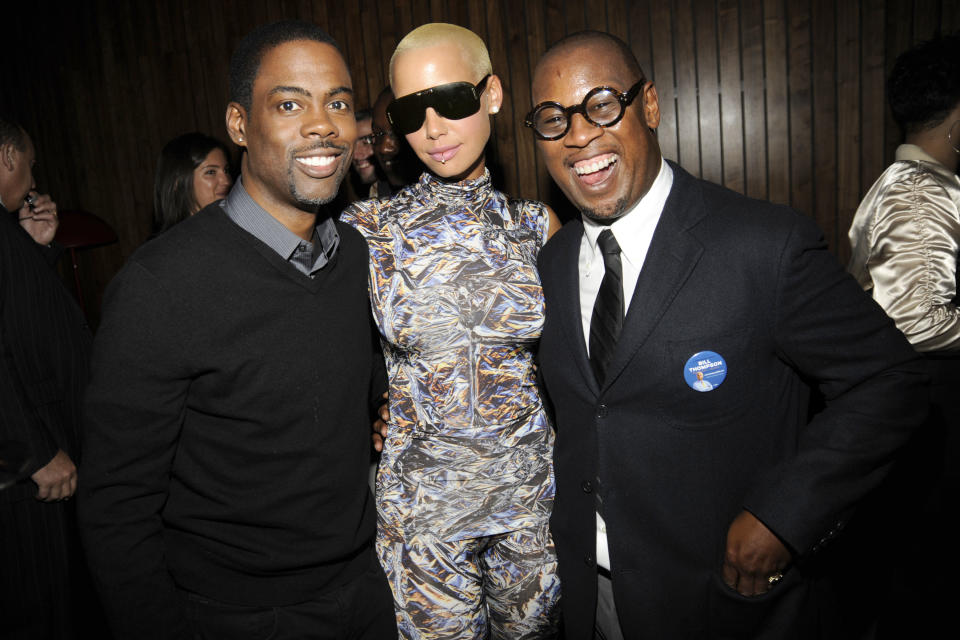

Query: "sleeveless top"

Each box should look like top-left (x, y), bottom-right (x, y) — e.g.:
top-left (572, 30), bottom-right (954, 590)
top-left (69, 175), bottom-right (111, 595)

top-left (341, 169), bottom-right (556, 541)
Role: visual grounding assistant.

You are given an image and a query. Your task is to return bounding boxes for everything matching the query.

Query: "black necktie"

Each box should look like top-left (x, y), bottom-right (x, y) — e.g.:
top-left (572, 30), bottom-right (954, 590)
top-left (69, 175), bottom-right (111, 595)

top-left (589, 230), bottom-right (624, 385)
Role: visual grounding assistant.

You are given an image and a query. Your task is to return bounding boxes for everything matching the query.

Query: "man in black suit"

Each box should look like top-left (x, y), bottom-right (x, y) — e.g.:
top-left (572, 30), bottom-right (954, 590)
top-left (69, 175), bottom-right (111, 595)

top-left (527, 32), bottom-right (928, 639)
top-left (0, 115), bottom-right (92, 638)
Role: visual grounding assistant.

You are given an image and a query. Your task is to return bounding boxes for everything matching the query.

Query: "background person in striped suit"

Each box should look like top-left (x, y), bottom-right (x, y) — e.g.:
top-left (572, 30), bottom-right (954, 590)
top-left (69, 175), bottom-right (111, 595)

top-left (0, 114), bottom-right (95, 639)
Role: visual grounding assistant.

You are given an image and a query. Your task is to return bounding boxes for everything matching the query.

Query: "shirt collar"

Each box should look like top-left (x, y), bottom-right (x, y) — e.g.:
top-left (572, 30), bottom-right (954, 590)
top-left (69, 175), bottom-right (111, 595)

top-left (223, 176), bottom-right (339, 273)
top-left (895, 143), bottom-right (941, 165)
top-left (895, 144), bottom-right (960, 184)
top-left (582, 158), bottom-right (673, 268)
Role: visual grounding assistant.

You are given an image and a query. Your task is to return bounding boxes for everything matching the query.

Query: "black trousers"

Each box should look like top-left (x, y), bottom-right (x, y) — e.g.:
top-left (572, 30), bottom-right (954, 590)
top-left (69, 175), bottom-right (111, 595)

top-left (0, 498), bottom-right (106, 640)
top-left (180, 559), bottom-right (397, 639)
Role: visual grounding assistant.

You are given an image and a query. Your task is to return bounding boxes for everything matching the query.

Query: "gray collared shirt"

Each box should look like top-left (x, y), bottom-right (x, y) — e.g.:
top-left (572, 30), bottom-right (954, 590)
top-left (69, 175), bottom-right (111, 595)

top-left (221, 177), bottom-right (339, 276)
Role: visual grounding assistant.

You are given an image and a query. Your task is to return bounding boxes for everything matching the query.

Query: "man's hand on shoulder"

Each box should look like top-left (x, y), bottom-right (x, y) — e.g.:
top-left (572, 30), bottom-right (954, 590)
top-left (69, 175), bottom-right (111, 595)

top-left (31, 449), bottom-right (77, 501)
top-left (18, 192), bottom-right (59, 246)
top-left (721, 510), bottom-right (792, 597)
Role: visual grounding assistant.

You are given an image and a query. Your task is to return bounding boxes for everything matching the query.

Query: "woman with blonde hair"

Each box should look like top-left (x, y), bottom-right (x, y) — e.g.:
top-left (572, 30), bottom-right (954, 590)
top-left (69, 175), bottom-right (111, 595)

top-left (342, 22), bottom-right (561, 640)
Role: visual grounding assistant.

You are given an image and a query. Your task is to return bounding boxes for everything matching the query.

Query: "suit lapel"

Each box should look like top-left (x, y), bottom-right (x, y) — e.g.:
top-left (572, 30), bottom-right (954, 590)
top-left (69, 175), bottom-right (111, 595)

top-left (551, 220), bottom-right (600, 395)
top-left (602, 164), bottom-right (705, 389)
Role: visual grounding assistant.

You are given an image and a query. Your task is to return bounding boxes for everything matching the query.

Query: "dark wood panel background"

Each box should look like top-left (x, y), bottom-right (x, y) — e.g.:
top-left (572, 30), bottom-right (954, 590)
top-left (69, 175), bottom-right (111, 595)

top-left (4, 0), bottom-right (957, 328)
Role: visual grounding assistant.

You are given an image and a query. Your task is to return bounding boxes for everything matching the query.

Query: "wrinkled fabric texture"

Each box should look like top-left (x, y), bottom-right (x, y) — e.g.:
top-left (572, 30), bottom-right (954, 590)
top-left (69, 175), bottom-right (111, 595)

top-left (341, 170), bottom-right (559, 639)
top-left (342, 169), bottom-right (555, 542)
top-left (377, 524), bottom-right (560, 640)
top-left (848, 144), bottom-right (960, 352)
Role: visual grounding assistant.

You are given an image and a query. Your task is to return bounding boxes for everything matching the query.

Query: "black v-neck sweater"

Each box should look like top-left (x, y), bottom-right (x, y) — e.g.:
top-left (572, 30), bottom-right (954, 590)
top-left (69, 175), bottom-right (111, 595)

top-left (79, 206), bottom-right (385, 635)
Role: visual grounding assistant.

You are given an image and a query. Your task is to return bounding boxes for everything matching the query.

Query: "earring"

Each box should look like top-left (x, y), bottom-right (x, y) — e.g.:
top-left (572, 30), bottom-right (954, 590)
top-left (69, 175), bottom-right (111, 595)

top-left (949, 121), bottom-right (960, 155)
top-left (490, 106), bottom-right (499, 114)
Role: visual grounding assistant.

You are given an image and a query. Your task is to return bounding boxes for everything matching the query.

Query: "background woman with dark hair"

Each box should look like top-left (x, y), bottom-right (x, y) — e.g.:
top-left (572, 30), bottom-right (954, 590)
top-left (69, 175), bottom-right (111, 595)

top-left (846, 32), bottom-right (960, 638)
top-left (153, 132), bottom-right (232, 234)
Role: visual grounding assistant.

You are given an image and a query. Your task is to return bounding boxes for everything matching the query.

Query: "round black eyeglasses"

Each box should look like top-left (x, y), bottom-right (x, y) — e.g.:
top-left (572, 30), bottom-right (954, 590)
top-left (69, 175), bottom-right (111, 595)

top-left (524, 79), bottom-right (646, 141)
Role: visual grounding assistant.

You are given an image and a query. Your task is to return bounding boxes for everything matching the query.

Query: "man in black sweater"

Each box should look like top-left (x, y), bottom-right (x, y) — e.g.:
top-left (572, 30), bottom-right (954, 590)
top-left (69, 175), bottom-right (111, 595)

top-left (78, 22), bottom-right (396, 639)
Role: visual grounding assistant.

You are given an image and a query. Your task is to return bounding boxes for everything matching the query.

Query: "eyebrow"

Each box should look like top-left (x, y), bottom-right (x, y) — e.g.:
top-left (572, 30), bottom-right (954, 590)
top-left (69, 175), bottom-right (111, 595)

top-left (267, 85), bottom-right (354, 99)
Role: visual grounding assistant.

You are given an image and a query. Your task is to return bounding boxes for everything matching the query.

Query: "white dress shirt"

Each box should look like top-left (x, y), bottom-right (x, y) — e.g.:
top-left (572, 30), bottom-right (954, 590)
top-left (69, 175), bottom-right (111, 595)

top-left (578, 158), bottom-right (674, 570)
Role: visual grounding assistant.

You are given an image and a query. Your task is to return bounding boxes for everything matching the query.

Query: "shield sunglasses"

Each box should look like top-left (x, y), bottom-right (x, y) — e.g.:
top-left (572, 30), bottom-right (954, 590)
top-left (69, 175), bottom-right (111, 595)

top-left (386, 75), bottom-right (491, 136)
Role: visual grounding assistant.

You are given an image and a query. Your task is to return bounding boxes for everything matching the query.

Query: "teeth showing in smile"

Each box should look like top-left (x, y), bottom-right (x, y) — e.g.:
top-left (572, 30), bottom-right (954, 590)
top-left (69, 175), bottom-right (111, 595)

top-left (574, 154), bottom-right (618, 175)
top-left (297, 155), bottom-right (336, 167)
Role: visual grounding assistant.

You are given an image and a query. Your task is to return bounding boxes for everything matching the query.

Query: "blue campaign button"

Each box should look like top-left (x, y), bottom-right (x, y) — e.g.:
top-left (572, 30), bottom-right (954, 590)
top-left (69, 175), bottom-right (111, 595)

top-left (683, 351), bottom-right (727, 392)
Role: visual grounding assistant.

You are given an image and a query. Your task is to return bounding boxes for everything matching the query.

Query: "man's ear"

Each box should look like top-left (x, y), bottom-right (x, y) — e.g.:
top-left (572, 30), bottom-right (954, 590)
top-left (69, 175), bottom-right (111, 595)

top-left (226, 102), bottom-right (248, 147)
top-left (642, 82), bottom-right (661, 131)
top-left (0, 142), bottom-right (16, 172)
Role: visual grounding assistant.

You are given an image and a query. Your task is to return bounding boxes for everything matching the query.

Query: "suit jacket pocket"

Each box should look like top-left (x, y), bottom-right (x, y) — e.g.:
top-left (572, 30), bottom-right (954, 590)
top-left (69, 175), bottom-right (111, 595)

top-left (659, 329), bottom-right (759, 431)
top-left (706, 569), bottom-right (797, 638)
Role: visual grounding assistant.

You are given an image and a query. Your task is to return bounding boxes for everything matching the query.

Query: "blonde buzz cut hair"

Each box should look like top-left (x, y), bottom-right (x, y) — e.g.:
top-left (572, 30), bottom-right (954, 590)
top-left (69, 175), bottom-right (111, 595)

top-left (389, 23), bottom-right (492, 89)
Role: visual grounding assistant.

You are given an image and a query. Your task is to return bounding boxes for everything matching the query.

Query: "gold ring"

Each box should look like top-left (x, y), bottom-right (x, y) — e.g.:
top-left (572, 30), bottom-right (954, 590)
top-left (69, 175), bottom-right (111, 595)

top-left (767, 572), bottom-right (783, 586)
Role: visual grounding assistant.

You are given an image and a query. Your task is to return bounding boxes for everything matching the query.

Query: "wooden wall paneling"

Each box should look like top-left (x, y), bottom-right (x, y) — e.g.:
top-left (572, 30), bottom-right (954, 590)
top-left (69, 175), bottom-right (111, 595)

top-left (446, 0), bottom-right (470, 26)
top-left (763, 0), bottom-right (789, 205)
top-left (649, 1), bottom-right (678, 163)
top-left (544, 0), bottom-right (567, 50)
top-left (352, 0), bottom-right (379, 110)
top-left (944, 0), bottom-right (960, 30)
top-left (740, 0), bottom-right (767, 200)
top-left (307, 2), bottom-right (329, 41)
top-left (584, 0), bottom-right (609, 32)
top-left (324, 2), bottom-right (353, 92)
top-left (504, 0), bottom-right (538, 201)
top-left (221, 3), bottom-right (249, 75)
top-left (7, 0), bottom-right (931, 325)
top-left (137, 51), bottom-right (164, 238)
top-left (232, 0), bottom-right (266, 28)
top-left (270, 0), bottom-right (296, 22)
top-left (131, 1), bottom-right (160, 59)
top-left (205, 1), bottom-right (233, 138)
top-left (606, 0), bottom-right (630, 44)
top-left (717, 0), bottom-right (744, 193)
top-left (96, 5), bottom-right (135, 253)
top-left (912, 0), bottom-right (940, 40)
top-left (521, 0), bottom-right (555, 204)
top-left (371, 1), bottom-right (398, 101)
top-left (835, 0), bottom-right (860, 262)
top-left (429, 0), bottom-right (448, 23)
top-left (564, 0), bottom-right (587, 33)
top-left (466, 0), bottom-right (489, 42)
top-left (811, 0), bottom-right (838, 250)
top-left (466, 0), bottom-right (496, 189)
top-left (627, 0), bottom-right (653, 77)
top-left (293, 0), bottom-right (316, 21)
top-left (259, 0), bottom-right (282, 23)
top-left (787, 0), bottom-right (813, 217)
top-left (182, 1), bottom-right (215, 137)
top-left (394, 0), bottom-right (415, 39)
top-left (485, 0), bottom-right (519, 197)
top-left (860, 0), bottom-right (886, 198)
top-left (411, 0), bottom-right (431, 30)
top-left (67, 10), bottom-right (105, 220)
top-left (883, 0), bottom-right (912, 162)
top-left (673, 0), bottom-right (702, 177)
top-left (694, 2), bottom-right (722, 186)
